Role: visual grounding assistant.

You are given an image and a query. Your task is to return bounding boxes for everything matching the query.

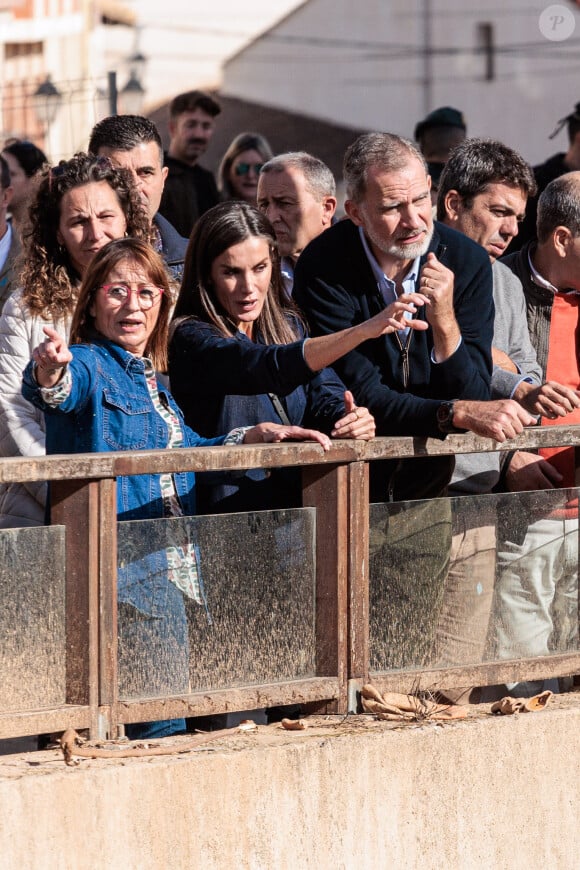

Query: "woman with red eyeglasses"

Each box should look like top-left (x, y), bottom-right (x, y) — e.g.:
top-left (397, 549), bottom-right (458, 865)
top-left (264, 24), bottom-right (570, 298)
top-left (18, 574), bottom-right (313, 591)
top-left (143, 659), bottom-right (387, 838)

top-left (23, 237), bottom-right (328, 740)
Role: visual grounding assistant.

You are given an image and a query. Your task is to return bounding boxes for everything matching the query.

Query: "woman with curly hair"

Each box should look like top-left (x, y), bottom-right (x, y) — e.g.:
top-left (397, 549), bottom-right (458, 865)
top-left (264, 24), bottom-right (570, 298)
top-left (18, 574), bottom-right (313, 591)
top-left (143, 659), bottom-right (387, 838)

top-left (0, 152), bottom-right (149, 527)
top-left (217, 132), bottom-right (273, 205)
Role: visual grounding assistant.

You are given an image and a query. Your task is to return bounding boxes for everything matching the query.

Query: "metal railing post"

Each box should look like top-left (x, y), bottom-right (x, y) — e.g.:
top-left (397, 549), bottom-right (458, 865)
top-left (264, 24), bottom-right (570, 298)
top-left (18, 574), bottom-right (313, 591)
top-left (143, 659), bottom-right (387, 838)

top-left (347, 460), bottom-right (369, 710)
top-left (302, 463), bottom-right (349, 713)
top-left (50, 479), bottom-right (102, 737)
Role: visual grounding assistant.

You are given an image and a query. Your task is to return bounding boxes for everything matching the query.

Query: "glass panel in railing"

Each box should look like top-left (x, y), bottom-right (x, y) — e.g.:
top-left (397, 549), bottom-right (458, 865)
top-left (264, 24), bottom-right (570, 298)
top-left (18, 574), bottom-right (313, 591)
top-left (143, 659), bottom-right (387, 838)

top-left (369, 496), bottom-right (453, 673)
top-left (0, 526), bottom-right (66, 711)
top-left (117, 508), bottom-right (316, 700)
top-left (485, 487), bottom-right (578, 680)
top-left (369, 488), bottom-right (579, 678)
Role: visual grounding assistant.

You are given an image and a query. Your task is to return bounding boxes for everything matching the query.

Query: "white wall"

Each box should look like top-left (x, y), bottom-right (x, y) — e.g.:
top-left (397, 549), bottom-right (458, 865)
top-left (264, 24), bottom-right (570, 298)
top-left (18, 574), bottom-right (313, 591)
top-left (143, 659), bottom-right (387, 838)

top-left (222, 0), bottom-right (580, 166)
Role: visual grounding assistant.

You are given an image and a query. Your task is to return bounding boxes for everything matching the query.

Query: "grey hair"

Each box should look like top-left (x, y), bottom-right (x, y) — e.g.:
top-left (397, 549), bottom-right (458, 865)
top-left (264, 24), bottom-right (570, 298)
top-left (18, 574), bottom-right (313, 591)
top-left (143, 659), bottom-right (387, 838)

top-left (343, 133), bottom-right (427, 202)
top-left (260, 151), bottom-right (336, 199)
top-left (537, 172), bottom-right (580, 244)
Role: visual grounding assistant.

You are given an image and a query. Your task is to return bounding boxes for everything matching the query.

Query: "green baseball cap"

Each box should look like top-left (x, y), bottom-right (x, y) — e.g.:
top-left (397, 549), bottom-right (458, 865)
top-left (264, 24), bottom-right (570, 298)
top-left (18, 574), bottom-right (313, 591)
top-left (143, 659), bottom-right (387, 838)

top-left (415, 107), bottom-right (466, 141)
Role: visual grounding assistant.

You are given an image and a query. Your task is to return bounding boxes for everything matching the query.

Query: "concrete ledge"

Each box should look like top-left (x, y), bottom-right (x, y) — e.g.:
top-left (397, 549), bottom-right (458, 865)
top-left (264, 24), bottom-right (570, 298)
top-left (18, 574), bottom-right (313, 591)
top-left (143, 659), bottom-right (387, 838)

top-left (1, 697), bottom-right (579, 870)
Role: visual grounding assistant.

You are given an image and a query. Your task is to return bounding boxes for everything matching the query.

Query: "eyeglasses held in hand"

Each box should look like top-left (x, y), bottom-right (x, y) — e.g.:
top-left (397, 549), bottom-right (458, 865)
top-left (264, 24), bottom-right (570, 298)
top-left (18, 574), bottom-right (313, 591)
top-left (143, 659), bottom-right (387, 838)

top-left (100, 283), bottom-right (164, 309)
top-left (234, 162), bottom-right (264, 177)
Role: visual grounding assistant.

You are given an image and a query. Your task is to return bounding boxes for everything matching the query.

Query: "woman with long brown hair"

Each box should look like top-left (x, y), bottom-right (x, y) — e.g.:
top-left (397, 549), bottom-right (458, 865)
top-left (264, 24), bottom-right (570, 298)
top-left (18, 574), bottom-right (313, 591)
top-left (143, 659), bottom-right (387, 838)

top-left (169, 201), bottom-right (428, 513)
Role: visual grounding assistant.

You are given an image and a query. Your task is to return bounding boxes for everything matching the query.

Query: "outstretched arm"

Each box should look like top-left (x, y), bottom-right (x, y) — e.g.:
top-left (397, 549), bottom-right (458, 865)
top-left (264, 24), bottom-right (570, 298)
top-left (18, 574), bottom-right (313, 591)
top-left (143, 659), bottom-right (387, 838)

top-left (302, 293), bottom-right (429, 372)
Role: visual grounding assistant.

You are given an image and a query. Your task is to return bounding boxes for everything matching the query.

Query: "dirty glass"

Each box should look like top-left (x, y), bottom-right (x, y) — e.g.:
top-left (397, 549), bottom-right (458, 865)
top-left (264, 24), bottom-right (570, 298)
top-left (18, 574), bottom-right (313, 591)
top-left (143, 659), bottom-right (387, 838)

top-left (116, 508), bottom-right (316, 700)
top-left (0, 526), bottom-right (66, 711)
top-left (369, 489), bottom-right (579, 673)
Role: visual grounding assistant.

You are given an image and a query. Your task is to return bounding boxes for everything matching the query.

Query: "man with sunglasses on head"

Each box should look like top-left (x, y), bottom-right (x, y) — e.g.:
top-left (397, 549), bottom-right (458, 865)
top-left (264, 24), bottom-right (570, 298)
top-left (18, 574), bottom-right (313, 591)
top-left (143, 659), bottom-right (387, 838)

top-left (507, 101), bottom-right (580, 253)
top-left (257, 152), bottom-right (337, 297)
top-left (159, 90), bottom-right (221, 239)
top-left (88, 115), bottom-right (188, 282)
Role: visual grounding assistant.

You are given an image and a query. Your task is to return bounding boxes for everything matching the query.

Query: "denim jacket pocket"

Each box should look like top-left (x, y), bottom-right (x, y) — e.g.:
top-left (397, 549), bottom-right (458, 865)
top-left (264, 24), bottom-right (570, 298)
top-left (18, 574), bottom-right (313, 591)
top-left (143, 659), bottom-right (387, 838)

top-left (103, 389), bottom-right (151, 450)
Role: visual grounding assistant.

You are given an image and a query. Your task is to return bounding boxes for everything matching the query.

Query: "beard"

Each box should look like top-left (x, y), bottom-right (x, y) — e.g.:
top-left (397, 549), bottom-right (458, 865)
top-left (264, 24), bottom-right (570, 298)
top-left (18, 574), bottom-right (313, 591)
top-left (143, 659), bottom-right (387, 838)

top-left (365, 223), bottom-right (433, 262)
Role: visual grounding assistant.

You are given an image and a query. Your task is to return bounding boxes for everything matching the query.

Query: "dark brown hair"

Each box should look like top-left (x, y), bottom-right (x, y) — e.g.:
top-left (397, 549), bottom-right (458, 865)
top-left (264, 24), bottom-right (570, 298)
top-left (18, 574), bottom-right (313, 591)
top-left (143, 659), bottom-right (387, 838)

top-left (169, 90), bottom-right (221, 119)
top-left (2, 139), bottom-right (47, 177)
top-left (173, 201), bottom-right (304, 344)
top-left (436, 138), bottom-right (536, 221)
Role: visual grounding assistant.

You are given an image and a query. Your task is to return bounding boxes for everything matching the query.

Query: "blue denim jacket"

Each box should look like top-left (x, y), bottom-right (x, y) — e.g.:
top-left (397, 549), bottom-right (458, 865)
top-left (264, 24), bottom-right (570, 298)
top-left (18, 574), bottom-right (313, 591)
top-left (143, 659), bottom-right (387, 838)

top-left (23, 339), bottom-right (226, 520)
top-left (22, 339), bottom-right (226, 617)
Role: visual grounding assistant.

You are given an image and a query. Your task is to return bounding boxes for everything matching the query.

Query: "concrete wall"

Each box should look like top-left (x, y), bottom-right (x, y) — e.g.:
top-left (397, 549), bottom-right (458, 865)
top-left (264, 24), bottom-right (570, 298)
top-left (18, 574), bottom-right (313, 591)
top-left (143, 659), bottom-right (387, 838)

top-left (1, 698), bottom-right (579, 869)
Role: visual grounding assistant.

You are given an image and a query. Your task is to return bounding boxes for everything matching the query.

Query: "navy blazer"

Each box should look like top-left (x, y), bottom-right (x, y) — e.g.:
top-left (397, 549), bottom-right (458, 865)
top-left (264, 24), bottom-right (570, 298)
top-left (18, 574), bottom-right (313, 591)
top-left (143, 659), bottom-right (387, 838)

top-left (154, 212), bottom-right (188, 282)
top-left (294, 219), bottom-right (493, 440)
top-left (294, 219), bottom-right (494, 502)
top-left (169, 318), bottom-right (348, 512)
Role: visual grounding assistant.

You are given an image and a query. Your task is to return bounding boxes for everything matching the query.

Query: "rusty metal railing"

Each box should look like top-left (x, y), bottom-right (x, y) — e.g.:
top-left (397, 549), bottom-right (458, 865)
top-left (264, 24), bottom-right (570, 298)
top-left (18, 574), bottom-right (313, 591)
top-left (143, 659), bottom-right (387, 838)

top-left (1, 425), bottom-right (578, 739)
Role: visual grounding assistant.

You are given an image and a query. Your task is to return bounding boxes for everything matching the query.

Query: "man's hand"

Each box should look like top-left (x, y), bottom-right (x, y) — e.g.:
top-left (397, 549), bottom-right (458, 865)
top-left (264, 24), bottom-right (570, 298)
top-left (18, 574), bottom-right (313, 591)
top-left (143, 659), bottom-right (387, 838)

top-left (331, 390), bottom-right (375, 440)
top-left (513, 379), bottom-right (580, 418)
top-left (419, 252), bottom-right (460, 361)
top-left (504, 450), bottom-right (563, 491)
top-left (453, 399), bottom-right (535, 442)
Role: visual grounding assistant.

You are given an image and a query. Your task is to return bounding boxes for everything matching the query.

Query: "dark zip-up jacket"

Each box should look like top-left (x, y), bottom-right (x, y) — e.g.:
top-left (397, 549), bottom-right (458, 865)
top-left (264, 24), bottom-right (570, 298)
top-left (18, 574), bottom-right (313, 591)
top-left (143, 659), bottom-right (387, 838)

top-left (294, 219), bottom-right (494, 500)
top-left (159, 155), bottom-right (219, 239)
top-left (154, 212), bottom-right (188, 283)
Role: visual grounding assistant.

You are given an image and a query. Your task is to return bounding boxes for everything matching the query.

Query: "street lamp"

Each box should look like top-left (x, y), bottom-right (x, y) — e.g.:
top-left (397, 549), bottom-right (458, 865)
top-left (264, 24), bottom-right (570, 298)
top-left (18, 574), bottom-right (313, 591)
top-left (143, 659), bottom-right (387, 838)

top-left (119, 69), bottom-right (145, 115)
top-left (32, 75), bottom-right (62, 129)
top-left (127, 51), bottom-right (146, 83)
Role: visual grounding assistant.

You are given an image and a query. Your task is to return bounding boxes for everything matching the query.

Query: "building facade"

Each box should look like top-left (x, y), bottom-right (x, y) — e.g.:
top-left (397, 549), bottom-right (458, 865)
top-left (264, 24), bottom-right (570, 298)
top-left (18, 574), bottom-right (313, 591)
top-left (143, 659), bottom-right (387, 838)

top-left (222, 0), bottom-right (580, 166)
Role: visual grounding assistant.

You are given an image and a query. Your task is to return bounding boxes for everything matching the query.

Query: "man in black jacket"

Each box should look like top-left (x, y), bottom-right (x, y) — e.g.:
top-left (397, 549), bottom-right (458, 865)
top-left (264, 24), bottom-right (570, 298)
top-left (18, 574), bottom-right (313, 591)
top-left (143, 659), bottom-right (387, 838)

top-left (159, 90), bottom-right (221, 238)
top-left (89, 115), bottom-right (188, 282)
top-left (294, 132), bottom-right (533, 668)
top-left (507, 101), bottom-right (580, 253)
top-left (294, 132), bottom-right (531, 499)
